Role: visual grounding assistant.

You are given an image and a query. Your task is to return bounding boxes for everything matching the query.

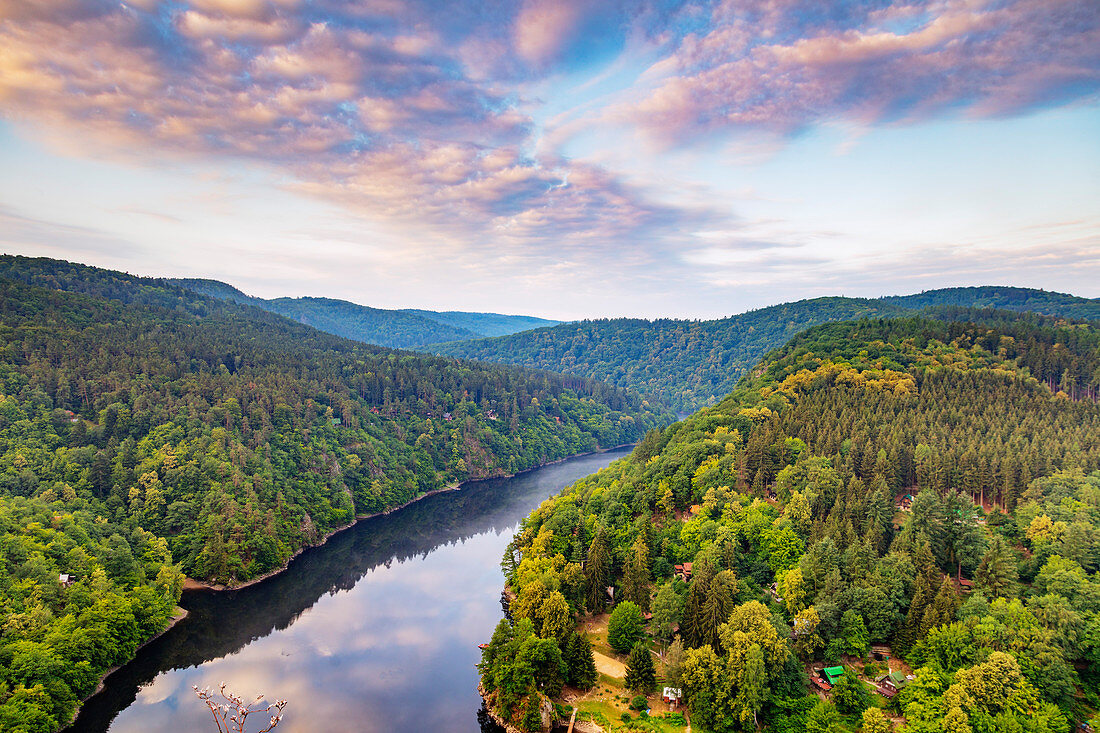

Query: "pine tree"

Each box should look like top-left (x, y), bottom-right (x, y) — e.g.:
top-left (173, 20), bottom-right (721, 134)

top-left (752, 466), bottom-right (767, 494)
top-left (624, 641), bottom-right (656, 693)
top-left (621, 534), bottom-right (652, 611)
top-left (920, 579), bottom-right (959, 636)
top-left (682, 575), bottom-right (708, 648)
top-left (584, 525), bottom-right (611, 612)
top-left (564, 630), bottom-right (597, 689)
top-left (975, 535), bottom-right (1018, 599)
top-left (701, 571), bottom-right (736, 651)
top-left (896, 565), bottom-right (937, 654)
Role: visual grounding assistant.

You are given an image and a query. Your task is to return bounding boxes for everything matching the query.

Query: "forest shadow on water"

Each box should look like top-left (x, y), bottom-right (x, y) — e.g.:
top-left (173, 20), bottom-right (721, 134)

top-left (67, 447), bottom-right (631, 733)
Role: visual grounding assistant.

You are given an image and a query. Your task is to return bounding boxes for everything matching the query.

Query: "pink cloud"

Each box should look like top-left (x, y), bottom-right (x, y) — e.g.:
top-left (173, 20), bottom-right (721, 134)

top-left (615, 0), bottom-right (1100, 144)
top-left (513, 0), bottom-right (584, 66)
top-left (1, 0), bottom-right (1095, 275)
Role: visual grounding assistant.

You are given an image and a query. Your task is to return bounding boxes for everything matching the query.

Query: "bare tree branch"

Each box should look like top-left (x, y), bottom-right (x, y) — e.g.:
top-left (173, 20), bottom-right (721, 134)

top-left (193, 683), bottom-right (288, 733)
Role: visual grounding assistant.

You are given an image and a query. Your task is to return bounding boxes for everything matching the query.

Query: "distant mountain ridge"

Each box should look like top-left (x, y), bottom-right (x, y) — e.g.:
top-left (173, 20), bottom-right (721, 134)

top-left (885, 285), bottom-right (1100, 320)
top-left (429, 286), bottom-right (1100, 412)
top-left (171, 278), bottom-right (560, 349)
top-left (401, 308), bottom-right (559, 338)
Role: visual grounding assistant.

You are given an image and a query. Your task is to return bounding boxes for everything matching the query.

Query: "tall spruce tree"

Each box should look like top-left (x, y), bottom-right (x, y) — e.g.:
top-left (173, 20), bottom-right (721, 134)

top-left (625, 641), bottom-right (656, 693)
top-left (564, 630), bottom-right (597, 689)
top-left (975, 535), bottom-right (1019, 599)
top-left (621, 534), bottom-right (652, 611)
top-left (584, 525), bottom-right (611, 612)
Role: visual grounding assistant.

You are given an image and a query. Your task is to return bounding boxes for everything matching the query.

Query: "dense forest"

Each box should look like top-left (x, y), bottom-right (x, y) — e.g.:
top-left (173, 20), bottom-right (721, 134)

top-left (479, 313), bottom-right (1100, 732)
top-left (433, 298), bottom-right (910, 412)
top-left (885, 287), bottom-right (1100, 321)
top-left (173, 278), bottom-right (560, 349)
top-left (401, 309), bottom-right (560, 338)
top-left (0, 255), bottom-right (667, 732)
top-left (430, 288), bottom-right (1100, 413)
top-left (0, 496), bottom-right (182, 732)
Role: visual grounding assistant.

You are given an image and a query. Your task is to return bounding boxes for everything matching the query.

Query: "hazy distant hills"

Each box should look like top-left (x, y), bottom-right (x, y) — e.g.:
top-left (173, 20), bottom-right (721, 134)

top-left (401, 308), bottom-right (559, 338)
top-left (885, 286), bottom-right (1100, 320)
top-left (172, 278), bottom-right (560, 349)
top-left (429, 287), bottom-right (1100, 412)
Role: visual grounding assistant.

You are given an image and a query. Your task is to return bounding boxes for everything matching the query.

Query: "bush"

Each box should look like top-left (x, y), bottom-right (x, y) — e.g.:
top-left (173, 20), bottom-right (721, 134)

top-left (630, 695), bottom-right (648, 711)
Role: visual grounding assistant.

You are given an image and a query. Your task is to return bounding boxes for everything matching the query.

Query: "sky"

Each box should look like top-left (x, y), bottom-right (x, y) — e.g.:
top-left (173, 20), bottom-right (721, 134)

top-left (0, 0), bottom-right (1098, 320)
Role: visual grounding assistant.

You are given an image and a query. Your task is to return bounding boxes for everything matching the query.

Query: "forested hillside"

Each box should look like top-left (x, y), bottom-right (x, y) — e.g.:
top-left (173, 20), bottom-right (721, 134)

top-left (887, 286), bottom-right (1100, 321)
top-left (0, 256), bottom-right (666, 581)
top-left (0, 497), bottom-right (182, 732)
top-left (432, 298), bottom-right (911, 412)
top-left (401, 309), bottom-right (560, 338)
top-left (431, 288), bottom-right (1100, 412)
top-left (0, 255), bottom-right (668, 730)
top-left (173, 278), bottom-right (559, 348)
top-left (479, 314), bottom-right (1100, 732)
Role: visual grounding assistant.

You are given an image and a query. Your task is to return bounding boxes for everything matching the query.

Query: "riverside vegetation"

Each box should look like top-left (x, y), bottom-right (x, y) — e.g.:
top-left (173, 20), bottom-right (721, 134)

top-left (0, 256), bottom-right (667, 731)
top-left (478, 313), bottom-right (1100, 732)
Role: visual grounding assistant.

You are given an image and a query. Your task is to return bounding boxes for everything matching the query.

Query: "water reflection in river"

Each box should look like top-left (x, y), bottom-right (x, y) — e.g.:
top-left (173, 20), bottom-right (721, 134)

top-left (68, 447), bottom-right (631, 733)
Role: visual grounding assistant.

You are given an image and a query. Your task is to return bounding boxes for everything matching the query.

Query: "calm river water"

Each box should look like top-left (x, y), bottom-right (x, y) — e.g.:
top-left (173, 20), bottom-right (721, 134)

top-left (68, 447), bottom-right (631, 733)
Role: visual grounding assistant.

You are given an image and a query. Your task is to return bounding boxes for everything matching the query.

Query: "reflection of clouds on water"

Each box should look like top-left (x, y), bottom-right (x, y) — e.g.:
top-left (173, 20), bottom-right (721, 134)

top-left (71, 448), bottom-right (631, 733)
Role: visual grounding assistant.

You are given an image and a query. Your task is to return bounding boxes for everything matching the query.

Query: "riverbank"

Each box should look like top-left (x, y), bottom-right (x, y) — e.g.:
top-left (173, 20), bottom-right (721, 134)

top-left (67, 446), bottom-right (635, 733)
top-left (182, 483), bottom-right (461, 591)
top-left (184, 443), bottom-right (636, 592)
top-left (65, 606), bottom-right (190, 729)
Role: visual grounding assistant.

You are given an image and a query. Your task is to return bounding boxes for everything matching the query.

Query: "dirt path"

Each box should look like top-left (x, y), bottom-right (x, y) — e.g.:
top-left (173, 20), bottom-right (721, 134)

top-left (592, 650), bottom-right (626, 678)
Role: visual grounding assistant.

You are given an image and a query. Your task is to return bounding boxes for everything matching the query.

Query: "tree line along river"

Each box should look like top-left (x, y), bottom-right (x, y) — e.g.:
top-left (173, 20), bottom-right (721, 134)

top-left (67, 447), bottom-right (632, 733)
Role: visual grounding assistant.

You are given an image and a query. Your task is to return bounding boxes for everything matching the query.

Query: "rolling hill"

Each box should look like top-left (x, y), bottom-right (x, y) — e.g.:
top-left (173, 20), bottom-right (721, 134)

top-left (430, 287), bottom-right (1100, 412)
top-left (481, 311), bottom-right (1100, 732)
top-left (0, 254), bottom-right (669, 729)
top-left (172, 278), bottom-right (560, 349)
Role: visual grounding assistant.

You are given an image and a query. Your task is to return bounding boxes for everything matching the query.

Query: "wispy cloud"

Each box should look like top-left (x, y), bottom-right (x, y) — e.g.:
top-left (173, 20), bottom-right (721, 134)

top-left (0, 0), bottom-right (1096, 316)
top-left (606, 0), bottom-right (1100, 145)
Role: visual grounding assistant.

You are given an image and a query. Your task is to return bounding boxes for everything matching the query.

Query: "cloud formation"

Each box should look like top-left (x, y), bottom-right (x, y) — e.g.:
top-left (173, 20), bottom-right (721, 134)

top-left (0, 0), bottom-right (1097, 311)
top-left (615, 0), bottom-right (1100, 144)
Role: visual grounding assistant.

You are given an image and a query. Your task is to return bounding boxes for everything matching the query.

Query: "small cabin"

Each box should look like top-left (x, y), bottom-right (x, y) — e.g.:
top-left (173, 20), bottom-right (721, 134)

top-left (823, 667), bottom-right (845, 686)
top-left (674, 562), bottom-right (693, 582)
top-left (662, 687), bottom-right (682, 707)
top-left (59, 574), bottom-right (75, 588)
top-left (812, 677), bottom-right (833, 693)
top-left (877, 671), bottom-right (908, 694)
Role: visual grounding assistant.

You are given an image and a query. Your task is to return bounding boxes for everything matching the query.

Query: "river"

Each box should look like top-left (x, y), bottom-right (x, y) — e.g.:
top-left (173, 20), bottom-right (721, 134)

top-left (66, 447), bottom-right (630, 733)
